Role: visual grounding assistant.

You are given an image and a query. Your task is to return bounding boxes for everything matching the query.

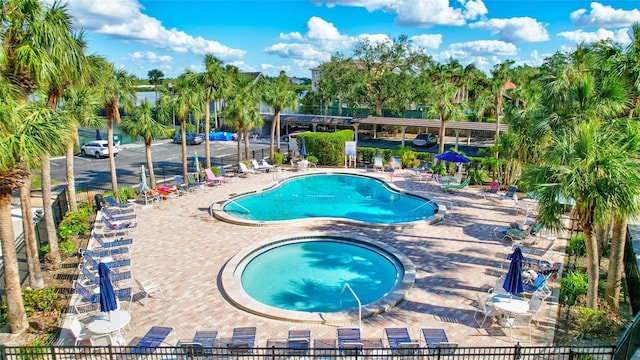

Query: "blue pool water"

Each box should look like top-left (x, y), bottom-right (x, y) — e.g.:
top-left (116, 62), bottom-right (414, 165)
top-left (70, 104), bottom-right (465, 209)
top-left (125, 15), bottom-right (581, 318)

top-left (241, 239), bottom-right (402, 312)
top-left (222, 173), bottom-right (437, 224)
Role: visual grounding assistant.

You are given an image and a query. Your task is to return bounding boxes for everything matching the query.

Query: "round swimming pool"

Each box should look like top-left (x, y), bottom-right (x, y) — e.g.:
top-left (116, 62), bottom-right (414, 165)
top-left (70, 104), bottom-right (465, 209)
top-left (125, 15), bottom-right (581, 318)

top-left (212, 172), bottom-right (443, 228)
top-left (221, 235), bottom-right (416, 323)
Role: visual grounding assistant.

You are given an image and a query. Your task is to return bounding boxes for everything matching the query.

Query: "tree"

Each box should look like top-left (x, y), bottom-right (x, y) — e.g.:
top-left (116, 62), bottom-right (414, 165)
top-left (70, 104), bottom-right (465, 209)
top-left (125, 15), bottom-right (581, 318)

top-left (171, 72), bottom-right (203, 180)
top-left (224, 72), bottom-right (262, 163)
top-left (351, 35), bottom-right (417, 116)
top-left (148, 69), bottom-right (164, 104)
top-left (0, 90), bottom-right (70, 333)
top-left (262, 71), bottom-right (298, 159)
top-left (94, 59), bottom-right (137, 198)
top-left (120, 99), bottom-right (170, 187)
top-left (197, 55), bottom-right (229, 169)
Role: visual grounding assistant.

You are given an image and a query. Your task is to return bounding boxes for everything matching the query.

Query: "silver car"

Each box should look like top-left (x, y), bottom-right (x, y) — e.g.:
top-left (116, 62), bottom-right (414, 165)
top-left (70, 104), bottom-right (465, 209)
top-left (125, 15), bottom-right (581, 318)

top-left (80, 140), bottom-right (120, 159)
top-left (413, 133), bottom-right (437, 147)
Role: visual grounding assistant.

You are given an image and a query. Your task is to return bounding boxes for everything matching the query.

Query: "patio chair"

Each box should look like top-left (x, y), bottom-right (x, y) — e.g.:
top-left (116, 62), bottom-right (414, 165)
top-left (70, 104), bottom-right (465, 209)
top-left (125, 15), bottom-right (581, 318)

top-left (81, 250), bottom-right (131, 272)
top-left (337, 327), bottom-right (363, 355)
top-left (527, 293), bottom-right (546, 326)
top-left (392, 156), bottom-right (402, 170)
top-left (102, 206), bottom-right (137, 222)
top-left (287, 329), bottom-right (311, 356)
top-left (421, 328), bottom-right (449, 355)
top-left (440, 177), bottom-right (470, 192)
top-left (180, 330), bottom-right (218, 356)
top-left (238, 162), bottom-right (257, 177)
top-left (134, 278), bottom-right (165, 306)
top-left (204, 168), bottom-right (225, 186)
top-left (373, 156), bottom-right (384, 171)
top-left (473, 293), bottom-right (500, 327)
top-left (250, 158), bottom-right (273, 172)
top-left (131, 326), bottom-right (175, 354)
top-left (78, 263), bottom-right (131, 289)
top-left (490, 185), bottom-right (518, 203)
top-left (523, 273), bottom-right (552, 298)
top-left (494, 221), bottom-right (535, 242)
top-left (502, 313), bottom-right (534, 342)
top-left (63, 316), bottom-right (111, 346)
top-left (103, 195), bottom-right (135, 210)
top-left (186, 172), bottom-right (205, 189)
top-left (175, 175), bottom-right (191, 192)
top-left (477, 180), bottom-right (500, 199)
top-left (384, 327), bottom-right (418, 355)
top-left (80, 247), bottom-right (130, 261)
top-left (227, 326), bottom-right (256, 354)
top-left (72, 281), bottom-right (132, 314)
top-left (193, 330), bottom-right (218, 348)
top-left (91, 232), bottom-right (133, 249)
top-left (101, 216), bottom-right (137, 234)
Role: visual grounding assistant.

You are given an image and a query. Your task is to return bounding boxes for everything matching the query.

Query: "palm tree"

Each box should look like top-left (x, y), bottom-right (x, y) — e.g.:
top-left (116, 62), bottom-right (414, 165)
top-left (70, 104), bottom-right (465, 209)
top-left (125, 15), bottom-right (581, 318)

top-left (0, 89), bottom-right (71, 333)
top-left (148, 69), bottom-right (164, 104)
top-left (94, 59), bottom-right (137, 198)
top-left (171, 72), bottom-right (203, 180)
top-left (61, 85), bottom-right (103, 211)
top-left (262, 71), bottom-right (298, 160)
top-left (224, 72), bottom-right (262, 163)
top-left (522, 119), bottom-right (640, 310)
top-left (120, 99), bottom-right (170, 187)
top-left (197, 55), bottom-right (229, 169)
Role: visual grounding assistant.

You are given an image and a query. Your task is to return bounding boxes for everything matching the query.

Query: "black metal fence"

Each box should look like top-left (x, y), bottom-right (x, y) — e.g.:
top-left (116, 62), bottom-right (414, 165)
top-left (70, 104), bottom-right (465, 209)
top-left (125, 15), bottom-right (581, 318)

top-left (614, 311), bottom-right (640, 360)
top-left (0, 344), bottom-right (618, 360)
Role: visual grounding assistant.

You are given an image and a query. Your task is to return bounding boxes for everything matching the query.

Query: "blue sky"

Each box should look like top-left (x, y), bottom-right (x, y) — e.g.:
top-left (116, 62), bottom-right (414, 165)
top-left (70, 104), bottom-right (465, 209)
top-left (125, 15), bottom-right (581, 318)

top-left (53, 0), bottom-right (640, 79)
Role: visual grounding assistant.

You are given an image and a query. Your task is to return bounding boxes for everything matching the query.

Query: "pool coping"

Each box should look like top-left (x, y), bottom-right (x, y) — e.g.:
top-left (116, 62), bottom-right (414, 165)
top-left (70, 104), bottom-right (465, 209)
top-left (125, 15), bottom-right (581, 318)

top-left (210, 172), bottom-right (446, 229)
top-left (219, 231), bottom-right (417, 324)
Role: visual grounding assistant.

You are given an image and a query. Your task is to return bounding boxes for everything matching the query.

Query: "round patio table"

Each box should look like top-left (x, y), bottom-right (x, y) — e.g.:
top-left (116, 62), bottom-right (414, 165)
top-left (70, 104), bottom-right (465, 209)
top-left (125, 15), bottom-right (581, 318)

top-left (87, 309), bottom-right (131, 345)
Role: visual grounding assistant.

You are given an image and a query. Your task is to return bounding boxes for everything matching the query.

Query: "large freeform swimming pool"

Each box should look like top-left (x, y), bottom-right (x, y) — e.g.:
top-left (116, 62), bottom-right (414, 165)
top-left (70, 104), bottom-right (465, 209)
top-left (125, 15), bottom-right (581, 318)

top-left (213, 172), bottom-right (441, 227)
top-left (220, 235), bottom-right (416, 323)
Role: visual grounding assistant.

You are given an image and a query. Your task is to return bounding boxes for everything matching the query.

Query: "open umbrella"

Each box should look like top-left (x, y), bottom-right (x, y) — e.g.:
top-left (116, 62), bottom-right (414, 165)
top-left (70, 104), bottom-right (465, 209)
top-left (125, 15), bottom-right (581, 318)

top-left (299, 138), bottom-right (307, 159)
top-left (98, 263), bottom-right (118, 314)
top-left (96, 129), bottom-right (102, 141)
top-left (503, 247), bottom-right (524, 298)
top-left (435, 150), bottom-right (470, 163)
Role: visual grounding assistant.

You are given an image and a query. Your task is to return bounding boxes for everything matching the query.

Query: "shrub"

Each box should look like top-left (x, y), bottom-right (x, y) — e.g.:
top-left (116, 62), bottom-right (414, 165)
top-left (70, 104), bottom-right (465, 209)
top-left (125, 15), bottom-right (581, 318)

top-left (59, 240), bottom-right (76, 257)
top-left (1, 287), bottom-right (61, 324)
top-left (306, 155), bottom-right (318, 165)
top-left (118, 187), bottom-right (138, 202)
top-left (273, 152), bottom-right (284, 165)
top-left (211, 166), bottom-right (221, 177)
top-left (561, 269), bottom-right (588, 306)
top-left (57, 208), bottom-right (91, 241)
top-left (571, 307), bottom-right (607, 340)
top-left (567, 234), bottom-right (587, 258)
top-left (468, 168), bottom-right (487, 185)
top-left (395, 146), bottom-right (417, 168)
top-left (431, 164), bottom-right (446, 176)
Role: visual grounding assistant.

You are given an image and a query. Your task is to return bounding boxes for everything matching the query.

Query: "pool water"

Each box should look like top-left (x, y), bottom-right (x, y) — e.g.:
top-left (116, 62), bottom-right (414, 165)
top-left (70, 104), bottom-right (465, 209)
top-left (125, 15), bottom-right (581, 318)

top-left (241, 240), bottom-right (401, 312)
top-left (222, 173), bottom-right (436, 224)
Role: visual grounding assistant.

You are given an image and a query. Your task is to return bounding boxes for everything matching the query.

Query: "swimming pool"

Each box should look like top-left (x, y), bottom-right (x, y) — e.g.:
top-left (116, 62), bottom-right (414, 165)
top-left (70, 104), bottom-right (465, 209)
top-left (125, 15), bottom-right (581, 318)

top-left (221, 234), bottom-right (416, 323)
top-left (212, 172), bottom-right (442, 227)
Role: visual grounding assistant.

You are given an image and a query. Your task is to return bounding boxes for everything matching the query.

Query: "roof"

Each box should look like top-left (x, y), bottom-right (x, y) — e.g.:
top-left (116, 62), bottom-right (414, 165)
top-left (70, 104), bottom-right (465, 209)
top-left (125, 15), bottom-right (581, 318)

top-left (259, 113), bottom-right (509, 132)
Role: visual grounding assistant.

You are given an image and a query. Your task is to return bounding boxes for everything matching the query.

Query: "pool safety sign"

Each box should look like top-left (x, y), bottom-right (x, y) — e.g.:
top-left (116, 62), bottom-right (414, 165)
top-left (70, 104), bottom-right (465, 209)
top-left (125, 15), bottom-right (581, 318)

top-left (345, 141), bottom-right (357, 168)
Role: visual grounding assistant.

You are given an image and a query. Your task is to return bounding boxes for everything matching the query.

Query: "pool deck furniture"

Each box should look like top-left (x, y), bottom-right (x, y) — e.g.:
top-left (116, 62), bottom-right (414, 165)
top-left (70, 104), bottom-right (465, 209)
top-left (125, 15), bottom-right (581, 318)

top-left (131, 326), bottom-right (175, 354)
top-left (86, 309), bottom-right (131, 346)
top-left (238, 162), bottom-right (257, 176)
top-left (385, 327), bottom-right (419, 355)
top-left (421, 328), bottom-right (451, 354)
top-left (313, 339), bottom-right (337, 360)
top-left (287, 329), bottom-right (311, 356)
top-left (337, 328), bottom-right (363, 355)
top-left (227, 326), bottom-right (257, 354)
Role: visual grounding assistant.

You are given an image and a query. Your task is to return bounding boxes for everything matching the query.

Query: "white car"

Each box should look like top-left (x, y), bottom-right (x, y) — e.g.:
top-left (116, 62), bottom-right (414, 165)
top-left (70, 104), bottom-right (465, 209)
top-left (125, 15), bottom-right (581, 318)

top-left (80, 140), bottom-right (120, 159)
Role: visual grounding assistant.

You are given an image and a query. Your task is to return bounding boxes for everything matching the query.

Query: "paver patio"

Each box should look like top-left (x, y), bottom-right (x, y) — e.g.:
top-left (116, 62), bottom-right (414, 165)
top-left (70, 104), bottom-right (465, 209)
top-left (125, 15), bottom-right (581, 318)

top-left (111, 167), bottom-right (566, 347)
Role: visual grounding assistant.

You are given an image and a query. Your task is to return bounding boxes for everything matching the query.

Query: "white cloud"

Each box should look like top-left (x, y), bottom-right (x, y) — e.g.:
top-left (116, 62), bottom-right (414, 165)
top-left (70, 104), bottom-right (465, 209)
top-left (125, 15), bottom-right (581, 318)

top-left (558, 28), bottom-right (631, 45)
top-left (314, 0), bottom-right (487, 27)
top-left (129, 51), bottom-right (173, 64)
top-left (447, 40), bottom-right (518, 57)
top-left (355, 34), bottom-right (392, 45)
top-left (469, 17), bottom-right (549, 42)
top-left (264, 43), bottom-right (332, 62)
top-left (571, 2), bottom-right (640, 28)
top-left (63, 0), bottom-right (245, 60)
top-left (410, 34), bottom-right (443, 49)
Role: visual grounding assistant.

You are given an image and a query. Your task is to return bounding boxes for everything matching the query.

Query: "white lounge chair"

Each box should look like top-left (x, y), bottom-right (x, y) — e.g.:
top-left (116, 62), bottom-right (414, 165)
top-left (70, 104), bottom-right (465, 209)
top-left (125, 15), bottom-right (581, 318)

top-left (238, 162), bottom-right (256, 177)
top-left (250, 159), bottom-right (273, 172)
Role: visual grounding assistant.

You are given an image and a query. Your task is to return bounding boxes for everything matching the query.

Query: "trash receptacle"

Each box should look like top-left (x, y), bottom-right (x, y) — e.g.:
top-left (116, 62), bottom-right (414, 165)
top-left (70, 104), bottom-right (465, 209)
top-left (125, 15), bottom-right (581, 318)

top-left (94, 194), bottom-right (104, 211)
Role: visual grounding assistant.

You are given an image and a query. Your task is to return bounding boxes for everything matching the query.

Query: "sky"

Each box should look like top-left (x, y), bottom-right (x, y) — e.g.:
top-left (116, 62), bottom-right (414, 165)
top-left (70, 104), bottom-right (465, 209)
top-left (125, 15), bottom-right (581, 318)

top-left (52, 0), bottom-right (640, 79)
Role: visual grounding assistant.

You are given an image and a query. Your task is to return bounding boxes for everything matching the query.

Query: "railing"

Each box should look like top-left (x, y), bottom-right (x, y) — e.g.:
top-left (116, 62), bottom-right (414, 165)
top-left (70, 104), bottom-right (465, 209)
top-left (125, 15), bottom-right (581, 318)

top-left (0, 344), bottom-right (617, 360)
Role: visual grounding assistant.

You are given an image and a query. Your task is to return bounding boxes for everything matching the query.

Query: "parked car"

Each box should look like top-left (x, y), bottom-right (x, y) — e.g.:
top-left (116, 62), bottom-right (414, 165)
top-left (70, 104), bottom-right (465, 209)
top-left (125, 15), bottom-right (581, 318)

top-left (413, 133), bottom-right (437, 147)
top-left (173, 132), bottom-right (204, 145)
top-left (80, 140), bottom-right (120, 159)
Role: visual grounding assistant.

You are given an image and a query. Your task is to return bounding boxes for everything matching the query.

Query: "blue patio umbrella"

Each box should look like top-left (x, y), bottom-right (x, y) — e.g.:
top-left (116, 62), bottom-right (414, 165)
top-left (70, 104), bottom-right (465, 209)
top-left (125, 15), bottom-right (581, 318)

top-left (98, 263), bottom-right (118, 314)
top-left (140, 165), bottom-right (148, 190)
top-left (434, 150), bottom-right (470, 163)
top-left (503, 247), bottom-right (525, 298)
top-left (96, 129), bottom-right (102, 140)
top-left (299, 138), bottom-right (307, 159)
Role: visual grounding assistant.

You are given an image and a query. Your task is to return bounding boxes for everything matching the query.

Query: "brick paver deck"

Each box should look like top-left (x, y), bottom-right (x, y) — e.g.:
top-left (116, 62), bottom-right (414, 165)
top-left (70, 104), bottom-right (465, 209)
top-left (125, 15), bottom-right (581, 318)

top-left (119, 167), bottom-right (565, 347)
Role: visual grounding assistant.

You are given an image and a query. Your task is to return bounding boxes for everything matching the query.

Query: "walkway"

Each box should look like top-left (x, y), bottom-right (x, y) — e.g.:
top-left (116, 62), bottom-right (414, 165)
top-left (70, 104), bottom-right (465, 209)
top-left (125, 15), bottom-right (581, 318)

top-left (111, 167), bottom-right (566, 347)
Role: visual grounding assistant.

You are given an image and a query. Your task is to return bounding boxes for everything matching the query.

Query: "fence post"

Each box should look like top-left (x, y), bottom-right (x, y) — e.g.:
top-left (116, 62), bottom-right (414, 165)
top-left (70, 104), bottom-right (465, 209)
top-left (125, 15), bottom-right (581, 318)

top-left (0, 345), bottom-right (5, 360)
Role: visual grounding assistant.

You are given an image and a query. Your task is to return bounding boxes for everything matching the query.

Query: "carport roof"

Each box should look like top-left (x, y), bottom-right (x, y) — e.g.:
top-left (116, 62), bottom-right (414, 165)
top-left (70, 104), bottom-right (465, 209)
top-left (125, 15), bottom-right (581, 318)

top-left (260, 113), bottom-right (509, 132)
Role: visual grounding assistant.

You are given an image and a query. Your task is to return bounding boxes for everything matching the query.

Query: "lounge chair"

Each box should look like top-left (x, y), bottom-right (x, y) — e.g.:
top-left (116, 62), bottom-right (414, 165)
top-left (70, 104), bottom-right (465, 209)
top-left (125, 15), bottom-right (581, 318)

top-left (135, 278), bottom-right (164, 306)
top-left (132, 326), bottom-right (175, 354)
top-left (490, 185), bottom-right (518, 203)
top-left (287, 329), bottom-right (311, 356)
top-left (392, 156), bottom-right (402, 170)
top-left (187, 172), bottom-right (205, 189)
top-left (101, 206), bottom-right (137, 222)
top-left (384, 327), bottom-right (418, 355)
top-left (72, 281), bottom-right (132, 314)
top-left (337, 327), bottom-right (363, 355)
top-left (91, 232), bottom-right (133, 249)
top-left (477, 180), bottom-right (500, 199)
top-left (103, 195), bottom-right (134, 210)
top-left (260, 159), bottom-right (278, 170)
top-left (250, 159), bottom-right (273, 172)
top-left (421, 328), bottom-right (455, 355)
top-left (204, 168), bottom-right (225, 186)
top-left (78, 263), bottom-right (131, 289)
top-left (81, 249), bottom-right (131, 272)
top-left (193, 330), bottom-right (218, 348)
top-left (238, 162), bottom-right (257, 177)
top-left (80, 247), bottom-right (130, 261)
top-left (180, 330), bottom-right (218, 356)
top-left (494, 221), bottom-right (535, 242)
top-left (440, 177), bottom-right (470, 192)
top-left (523, 273), bottom-right (552, 298)
top-left (227, 326), bottom-right (256, 354)
top-left (175, 175), bottom-right (191, 192)
top-left (373, 156), bottom-right (384, 171)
